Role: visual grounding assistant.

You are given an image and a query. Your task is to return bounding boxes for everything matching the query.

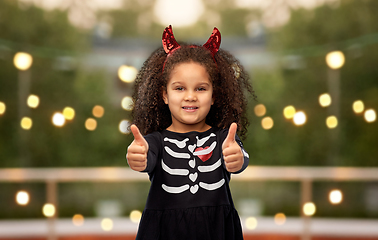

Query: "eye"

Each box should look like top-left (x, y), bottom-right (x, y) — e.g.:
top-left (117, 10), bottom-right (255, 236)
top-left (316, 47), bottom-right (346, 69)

top-left (197, 87), bottom-right (206, 91)
top-left (175, 87), bottom-right (184, 91)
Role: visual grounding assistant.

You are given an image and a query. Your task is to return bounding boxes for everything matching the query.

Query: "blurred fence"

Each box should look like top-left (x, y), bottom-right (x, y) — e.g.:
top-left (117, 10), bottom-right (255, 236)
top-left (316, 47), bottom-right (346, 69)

top-left (1, 166), bottom-right (378, 240)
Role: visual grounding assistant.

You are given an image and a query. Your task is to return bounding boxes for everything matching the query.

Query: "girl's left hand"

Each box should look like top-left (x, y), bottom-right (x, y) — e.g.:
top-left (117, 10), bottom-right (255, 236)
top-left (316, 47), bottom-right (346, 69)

top-left (222, 123), bottom-right (244, 173)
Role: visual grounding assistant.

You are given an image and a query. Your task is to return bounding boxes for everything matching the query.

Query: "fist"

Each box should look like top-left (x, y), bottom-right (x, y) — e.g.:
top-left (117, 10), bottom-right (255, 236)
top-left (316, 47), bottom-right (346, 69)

top-left (126, 124), bottom-right (149, 171)
top-left (222, 123), bottom-right (244, 173)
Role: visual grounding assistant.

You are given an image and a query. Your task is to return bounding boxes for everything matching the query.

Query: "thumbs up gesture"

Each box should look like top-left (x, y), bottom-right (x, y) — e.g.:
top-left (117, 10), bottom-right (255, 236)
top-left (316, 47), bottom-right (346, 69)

top-left (222, 123), bottom-right (244, 173)
top-left (126, 125), bottom-right (149, 171)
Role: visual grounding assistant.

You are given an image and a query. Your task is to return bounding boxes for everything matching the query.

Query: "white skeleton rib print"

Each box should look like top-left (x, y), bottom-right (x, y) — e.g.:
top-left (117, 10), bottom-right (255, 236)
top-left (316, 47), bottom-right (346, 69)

top-left (162, 133), bottom-right (225, 194)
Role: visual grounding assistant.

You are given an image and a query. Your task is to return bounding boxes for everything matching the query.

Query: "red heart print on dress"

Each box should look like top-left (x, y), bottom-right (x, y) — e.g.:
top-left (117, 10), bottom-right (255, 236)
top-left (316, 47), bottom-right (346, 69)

top-left (195, 146), bottom-right (213, 162)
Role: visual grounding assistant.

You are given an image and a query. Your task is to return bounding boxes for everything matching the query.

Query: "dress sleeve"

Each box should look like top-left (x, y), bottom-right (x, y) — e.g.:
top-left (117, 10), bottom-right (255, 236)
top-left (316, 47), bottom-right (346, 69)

top-left (141, 132), bottom-right (161, 174)
top-left (220, 128), bottom-right (250, 174)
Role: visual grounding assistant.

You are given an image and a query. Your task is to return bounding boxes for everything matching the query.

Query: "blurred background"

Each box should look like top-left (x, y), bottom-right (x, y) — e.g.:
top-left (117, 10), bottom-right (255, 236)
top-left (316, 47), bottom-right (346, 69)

top-left (0, 0), bottom-right (377, 239)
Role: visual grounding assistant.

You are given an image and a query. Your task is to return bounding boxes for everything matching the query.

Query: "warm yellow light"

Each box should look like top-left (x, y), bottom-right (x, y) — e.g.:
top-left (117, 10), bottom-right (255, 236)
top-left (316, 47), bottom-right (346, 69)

top-left (63, 107), bottom-right (75, 120)
top-left (245, 217), bottom-right (257, 230)
top-left (72, 214), bottom-right (84, 226)
top-left (92, 105), bottom-right (104, 118)
top-left (326, 116), bottom-right (338, 129)
top-left (261, 116), bottom-right (274, 130)
top-left (319, 93), bottom-right (332, 107)
top-left (0, 102), bottom-right (6, 115)
top-left (119, 120), bottom-right (131, 134)
top-left (85, 118), bottom-right (97, 131)
top-left (254, 104), bottom-right (266, 117)
top-left (274, 213), bottom-right (286, 225)
top-left (21, 117), bottom-right (32, 130)
top-left (364, 109), bottom-right (376, 123)
top-left (303, 202), bottom-right (316, 216)
top-left (329, 189), bottom-right (343, 204)
top-left (325, 51), bottom-right (345, 69)
top-left (283, 105), bottom-right (296, 119)
top-left (293, 111), bottom-right (306, 126)
top-left (16, 191), bottom-right (30, 205)
top-left (14, 52), bottom-right (33, 70)
top-left (27, 94), bottom-right (40, 108)
top-left (121, 96), bottom-right (134, 111)
top-left (52, 112), bottom-right (65, 127)
top-left (118, 65), bottom-right (137, 83)
top-left (352, 100), bottom-right (364, 114)
top-left (130, 210), bottom-right (142, 223)
top-left (43, 203), bottom-right (56, 217)
top-left (101, 218), bottom-right (113, 231)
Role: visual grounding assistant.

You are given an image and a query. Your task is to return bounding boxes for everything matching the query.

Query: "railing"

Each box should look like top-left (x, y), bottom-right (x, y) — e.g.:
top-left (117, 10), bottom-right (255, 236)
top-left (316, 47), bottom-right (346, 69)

top-left (1, 166), bottom-right (378, 240)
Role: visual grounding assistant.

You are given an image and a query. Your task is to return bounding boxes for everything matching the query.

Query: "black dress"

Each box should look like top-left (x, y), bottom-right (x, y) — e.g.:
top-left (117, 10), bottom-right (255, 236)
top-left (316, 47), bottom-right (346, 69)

top-left (135, 127), bottom-right (249, 240)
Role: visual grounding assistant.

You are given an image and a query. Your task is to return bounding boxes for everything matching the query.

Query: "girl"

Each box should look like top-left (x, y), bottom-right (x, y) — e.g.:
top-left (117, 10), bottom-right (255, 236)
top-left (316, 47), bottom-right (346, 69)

top-left (127, 25), bottom-right (256, 240)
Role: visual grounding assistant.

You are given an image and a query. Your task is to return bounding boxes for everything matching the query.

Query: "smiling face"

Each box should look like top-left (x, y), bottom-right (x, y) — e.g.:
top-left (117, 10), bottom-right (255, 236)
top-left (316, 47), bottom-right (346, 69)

top-left (163, 62), bottom-right (214, 133)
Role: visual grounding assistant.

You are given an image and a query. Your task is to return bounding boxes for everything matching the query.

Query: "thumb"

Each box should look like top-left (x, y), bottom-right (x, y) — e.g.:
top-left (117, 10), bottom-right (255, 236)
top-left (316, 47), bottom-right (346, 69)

top-left (223, 123), bottom-right (237, 147)
top-left (130, 124), bottom-right (147, 147)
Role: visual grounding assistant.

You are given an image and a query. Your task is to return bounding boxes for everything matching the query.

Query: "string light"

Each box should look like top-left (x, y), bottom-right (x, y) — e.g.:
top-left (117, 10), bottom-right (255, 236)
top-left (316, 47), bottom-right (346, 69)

top-left (118, 65), bottom-right (137, 83)
top-left (303, 202), bottom-right (316, 216)
top-left (63, 107), bottom-right (75, 120)
top-left (319, 93), bottom-right (332, 107)
top-left (14, 52), bottom-right (33, 71)
top-left (72, 214), bottom-right (84, 226)
top-left (352, 100), bottom-right (364, 114)
top-left (121, 96), bottom-right (134, 111)
top-left (101, 218), bottom-right (113, 231)
top-left (364, 109), bottom-right (376, 123)
top-left (27, 95), bottom-right (40, 109)
top-left (16, 191), bottom-right (30, 205)
top-left (293, 111), bottom-right (307, 126)
top-left (245, 217), bottom-right (258, 230)
top-left (20, 117), bottom-right (32, 130)
top-left (254, 104), bottom-right (266, 117)
top-left (119, 120), bottom-right (131, 134)
top-left (42, 203), bottom-right (56, 217)
top-left (274, 213), bottom-right (286, 225)
top-left (92, 105), bottom-right (104, 118)
top-left (130, 210), bottom-right (142, 223)
top-left (329, 189), bottom-right (343, 204)
top-left (283, 105), bottom-right (296, 119)
top-left (261, 116), bottom-right (274, 130)
top-left (0, 102), bottom-right (6, 115)
top-left (325, 51), bottom-right (345, 69)
top-left (326, 116), bottom-right (338, 129)
top-left (85, 118), bottom-right (97, 131)
top-left (52, 112), bottom-right (65, 127)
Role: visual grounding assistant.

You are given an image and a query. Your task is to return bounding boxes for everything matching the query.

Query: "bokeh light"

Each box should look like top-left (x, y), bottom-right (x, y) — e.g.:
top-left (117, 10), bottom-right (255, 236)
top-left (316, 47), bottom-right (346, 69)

top-left (118, 65), bottom-right (137, 83)
top-left (245, 217), bottom-right (258, 230)
top-left (0, 102), bottom-right (6, 115)
top-left (352, 100), bottom-right (364, 114)
top-left (130, 210), bottom-right (142, 223)
top-left (119, 120), bottom-right (131, 134)
top-left (16, 191), bottom-right (30, 206)
top-left (254, 104), bottom-right (266, 117)
top-left (261, 116), bottom-right (274, 130)
top-left (85, 118), bottom-right (97, 131)
top-left (325, 51), bottom-right (345, 69)
top-left (303, 202), bottom-right (316, 216)
top-left (293, 111), bottom-right (307, 126)
top-left (326, 116), bottom-right (338, 129)
top-left (319, 93), bottom-right (332, 107)
top-left (364, 109), bottom-right (376, 123)
top-left (283, 105), bottom-right (296, 119)
top-left (274, 213), bottom-right (286, 225)
top-left (63, 107), bottom-right (75, 120)
top-left (42, 203), bottom-right (56, 217)
top-left (121, 96), bottom-right (134, 111)
top-left (21, 117), bottom-right (32, 130)
top-left (93, 105), bottom-right (104, 118)
top-left (27, 94), bottom-right (40, 109)
top-left (14, 52), bottom-right (33, 70)
top-left (329, 189), bottom-right (343, 204)
top-left (101, 218), bottom-right (113, 231)
top-left (72, 214), bottom-right (84, 226)
top-left (52, 112), bottom-right (65, 127)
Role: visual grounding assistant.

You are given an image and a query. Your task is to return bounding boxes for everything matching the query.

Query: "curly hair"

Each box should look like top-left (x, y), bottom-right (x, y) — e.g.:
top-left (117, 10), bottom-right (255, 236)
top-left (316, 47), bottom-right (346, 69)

top-left (131, 43), bottom-right (256, 139)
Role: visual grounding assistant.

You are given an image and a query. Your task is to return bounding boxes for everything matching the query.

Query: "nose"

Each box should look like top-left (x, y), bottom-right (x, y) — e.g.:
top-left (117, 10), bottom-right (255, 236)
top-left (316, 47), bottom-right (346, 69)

top-left (184, 90), bottom-right (197, 101)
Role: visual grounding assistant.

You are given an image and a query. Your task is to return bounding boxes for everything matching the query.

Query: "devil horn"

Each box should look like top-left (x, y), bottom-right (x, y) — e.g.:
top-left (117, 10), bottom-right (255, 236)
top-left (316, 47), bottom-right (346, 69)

top-left (203, 27), bottom-right (221, 57)
top-left (162, 25), bottom-right (181, 54)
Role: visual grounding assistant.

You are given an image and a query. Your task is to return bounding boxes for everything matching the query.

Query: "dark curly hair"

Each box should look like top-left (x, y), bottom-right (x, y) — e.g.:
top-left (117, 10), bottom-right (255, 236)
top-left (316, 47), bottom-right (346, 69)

top-left (131, 43), bottom-right (256, 139)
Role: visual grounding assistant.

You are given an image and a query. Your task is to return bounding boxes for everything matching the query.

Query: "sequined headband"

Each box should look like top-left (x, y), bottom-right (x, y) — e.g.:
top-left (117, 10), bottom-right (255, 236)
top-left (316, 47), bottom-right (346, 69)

top-left (162, 25), bottom-right (221, 71)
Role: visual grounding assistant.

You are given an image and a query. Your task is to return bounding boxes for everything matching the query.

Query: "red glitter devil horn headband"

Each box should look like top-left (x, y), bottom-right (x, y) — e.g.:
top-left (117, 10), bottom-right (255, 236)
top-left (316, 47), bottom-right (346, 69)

top-left (162, 25), bottom-right (221, 57)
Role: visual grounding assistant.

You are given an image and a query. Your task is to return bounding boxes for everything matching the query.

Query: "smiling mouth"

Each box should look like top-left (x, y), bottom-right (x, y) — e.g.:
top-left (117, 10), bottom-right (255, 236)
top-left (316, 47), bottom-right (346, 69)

top-left (182, 106), bottom-right (198, 110)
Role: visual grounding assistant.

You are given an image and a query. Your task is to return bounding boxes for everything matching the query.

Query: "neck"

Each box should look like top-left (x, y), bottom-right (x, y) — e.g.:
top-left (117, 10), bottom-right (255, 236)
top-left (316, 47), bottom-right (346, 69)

top-left (166, 123), bottom-right (212, 133)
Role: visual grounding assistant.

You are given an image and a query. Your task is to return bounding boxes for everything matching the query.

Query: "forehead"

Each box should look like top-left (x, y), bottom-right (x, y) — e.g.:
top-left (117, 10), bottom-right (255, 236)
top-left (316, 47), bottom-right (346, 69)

top-left (168, 62), bottom-right (211, 84)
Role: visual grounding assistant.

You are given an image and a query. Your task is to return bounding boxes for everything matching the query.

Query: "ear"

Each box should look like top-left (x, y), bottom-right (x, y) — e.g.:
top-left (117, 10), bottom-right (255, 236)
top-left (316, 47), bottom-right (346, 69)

top-left (162, 88), bottom-right (168, 104)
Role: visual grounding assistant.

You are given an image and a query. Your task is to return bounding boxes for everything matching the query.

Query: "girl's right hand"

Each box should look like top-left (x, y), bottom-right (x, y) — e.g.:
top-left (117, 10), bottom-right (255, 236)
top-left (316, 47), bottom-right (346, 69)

top-left (126, 124), bottom-right (149, 171)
